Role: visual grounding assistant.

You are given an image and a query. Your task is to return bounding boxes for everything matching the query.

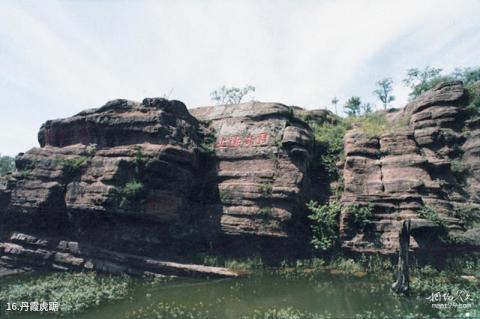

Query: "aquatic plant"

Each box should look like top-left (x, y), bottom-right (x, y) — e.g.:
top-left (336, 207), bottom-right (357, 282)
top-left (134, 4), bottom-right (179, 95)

top-left (126, 301), bottom-right (212, 319)
top-left (0, 272), bottom-right (131, 315)
top-left (241, 307), bottom-right (440, 319)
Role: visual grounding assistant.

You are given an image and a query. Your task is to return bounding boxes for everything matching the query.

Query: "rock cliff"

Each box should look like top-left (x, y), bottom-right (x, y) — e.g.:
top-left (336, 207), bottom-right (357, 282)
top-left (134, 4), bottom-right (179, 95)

top-left (0, 99), bottom-right (317, 275)
top-left (340, 81), bottom-right (480, 252)
top-left (0, 82), bottom-right (479, 276)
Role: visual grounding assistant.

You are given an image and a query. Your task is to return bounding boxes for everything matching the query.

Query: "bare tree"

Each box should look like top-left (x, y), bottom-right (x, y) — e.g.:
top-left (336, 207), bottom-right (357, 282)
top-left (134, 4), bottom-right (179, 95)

top-left (331, 96), bottom-right (339, 115)
top-left (373, 78), bottom-right (395, 110)
top-left (210, 85), bottom-right (255, 105)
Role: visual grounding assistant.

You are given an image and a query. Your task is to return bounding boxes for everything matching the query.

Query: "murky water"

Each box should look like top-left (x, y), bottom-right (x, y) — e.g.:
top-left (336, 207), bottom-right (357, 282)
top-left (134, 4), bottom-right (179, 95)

top-left (1, 271), bottom-right (440, 318)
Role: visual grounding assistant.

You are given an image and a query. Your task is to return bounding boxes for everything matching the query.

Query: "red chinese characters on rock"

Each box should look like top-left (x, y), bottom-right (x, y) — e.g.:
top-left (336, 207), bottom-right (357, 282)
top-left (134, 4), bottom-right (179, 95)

top-left (215, 132), bottom-right (270, 148)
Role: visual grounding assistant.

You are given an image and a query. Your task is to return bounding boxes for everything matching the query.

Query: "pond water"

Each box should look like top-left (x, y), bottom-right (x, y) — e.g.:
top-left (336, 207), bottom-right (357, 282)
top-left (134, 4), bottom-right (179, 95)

top-left (2, 271), bottom-right (440, 319)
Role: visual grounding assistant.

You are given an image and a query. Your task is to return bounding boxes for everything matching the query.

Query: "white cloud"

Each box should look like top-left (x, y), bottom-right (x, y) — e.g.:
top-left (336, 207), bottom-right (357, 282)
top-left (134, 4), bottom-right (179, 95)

top-left (0, 0), bottom-right (479, 155)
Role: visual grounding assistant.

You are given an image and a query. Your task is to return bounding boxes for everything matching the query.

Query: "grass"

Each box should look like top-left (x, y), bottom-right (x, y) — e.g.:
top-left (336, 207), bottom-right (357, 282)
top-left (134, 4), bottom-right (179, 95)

top-left (347, 112), bottom-right (389, 138)
top-left (192, 252), bottom-right (264, 271)
top-left (343, 112), bottom-right (410, 139)
top-left (281, 255), bottom-right (394, 277)
top-left (0, 272), bottom-right (131, 315)
top-left (61, 156), bottom-right (90, 177)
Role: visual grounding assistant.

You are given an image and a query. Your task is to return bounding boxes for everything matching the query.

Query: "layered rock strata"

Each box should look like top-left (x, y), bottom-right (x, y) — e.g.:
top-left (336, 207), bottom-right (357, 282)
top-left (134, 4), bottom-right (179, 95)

top-left (0, 99), bottom-right (316, 274)
top-left (340, 81), bottom-right (479, 252)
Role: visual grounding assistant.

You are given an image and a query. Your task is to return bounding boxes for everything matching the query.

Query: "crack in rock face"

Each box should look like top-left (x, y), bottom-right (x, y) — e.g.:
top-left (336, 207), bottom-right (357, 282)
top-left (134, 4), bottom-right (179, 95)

top-left (340, 81), bottom-right (480, 253)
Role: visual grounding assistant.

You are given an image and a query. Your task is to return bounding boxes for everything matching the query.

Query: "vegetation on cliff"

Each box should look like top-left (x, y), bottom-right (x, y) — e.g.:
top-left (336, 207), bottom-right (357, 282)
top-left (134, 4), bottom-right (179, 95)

top-left (306, 66), bottom-right (480, 257)
top-left (0, 154), bottom-right (14, 176)
top-left (404, 66), bottom-right (480, 99)
top-left (0, 68), bottom-right (479, 319)
top-left (307, 200), bottom-right (341, 251)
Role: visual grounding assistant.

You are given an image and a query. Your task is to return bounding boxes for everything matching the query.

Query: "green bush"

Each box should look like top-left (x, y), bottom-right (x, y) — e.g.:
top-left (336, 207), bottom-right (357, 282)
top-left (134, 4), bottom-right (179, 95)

top-left (345, 204), bottom-right (374, 230)
top-left (0, 272), bottom-right (130, 315)
top-left (313, 122), bottom-right (348, 156)
top-left (418, 205), bottom-right (445, 227)
top-left (62, 156), bottom-right (89, 176)
top-left (122, 180), bottom-right (144, 199)
top-left (311, 121), bottom-right (349, 180)
top-left (307, 200), bottom-right (341, 251)
top-left (453, 203), bottom-right (480, 228)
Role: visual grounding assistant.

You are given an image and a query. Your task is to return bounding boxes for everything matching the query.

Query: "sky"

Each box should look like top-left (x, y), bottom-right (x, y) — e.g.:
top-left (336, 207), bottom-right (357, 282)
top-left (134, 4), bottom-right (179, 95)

top-left (1, 0), bottom-right (479, 156)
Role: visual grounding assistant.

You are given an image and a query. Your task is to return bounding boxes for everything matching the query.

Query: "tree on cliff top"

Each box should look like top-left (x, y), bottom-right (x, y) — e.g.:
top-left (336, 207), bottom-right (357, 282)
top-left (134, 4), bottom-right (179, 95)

top-left (403, 66), bottom-right (444, 98)
top-left (373, 77), bottom-right (395, 110)
top-left (344, 97), bottom-right (361, 116)
top-left (331, 96), bottom-right (339, 115)
top-left (344, 97), bottom-right (372, 117)
top-left (451, 67), bottom-right (480, 86)
top-left (403, 66), bottom-right (480, 99)
top-left (210, 85), bottom-right (255, 105)
top-left (0, 154), bottom-right (15, 176)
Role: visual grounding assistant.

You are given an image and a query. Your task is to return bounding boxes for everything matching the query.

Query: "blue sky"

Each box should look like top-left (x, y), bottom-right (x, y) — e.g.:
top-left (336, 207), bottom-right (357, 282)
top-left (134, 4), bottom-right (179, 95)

top-left (1, 0), bottom-right (479, 155)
